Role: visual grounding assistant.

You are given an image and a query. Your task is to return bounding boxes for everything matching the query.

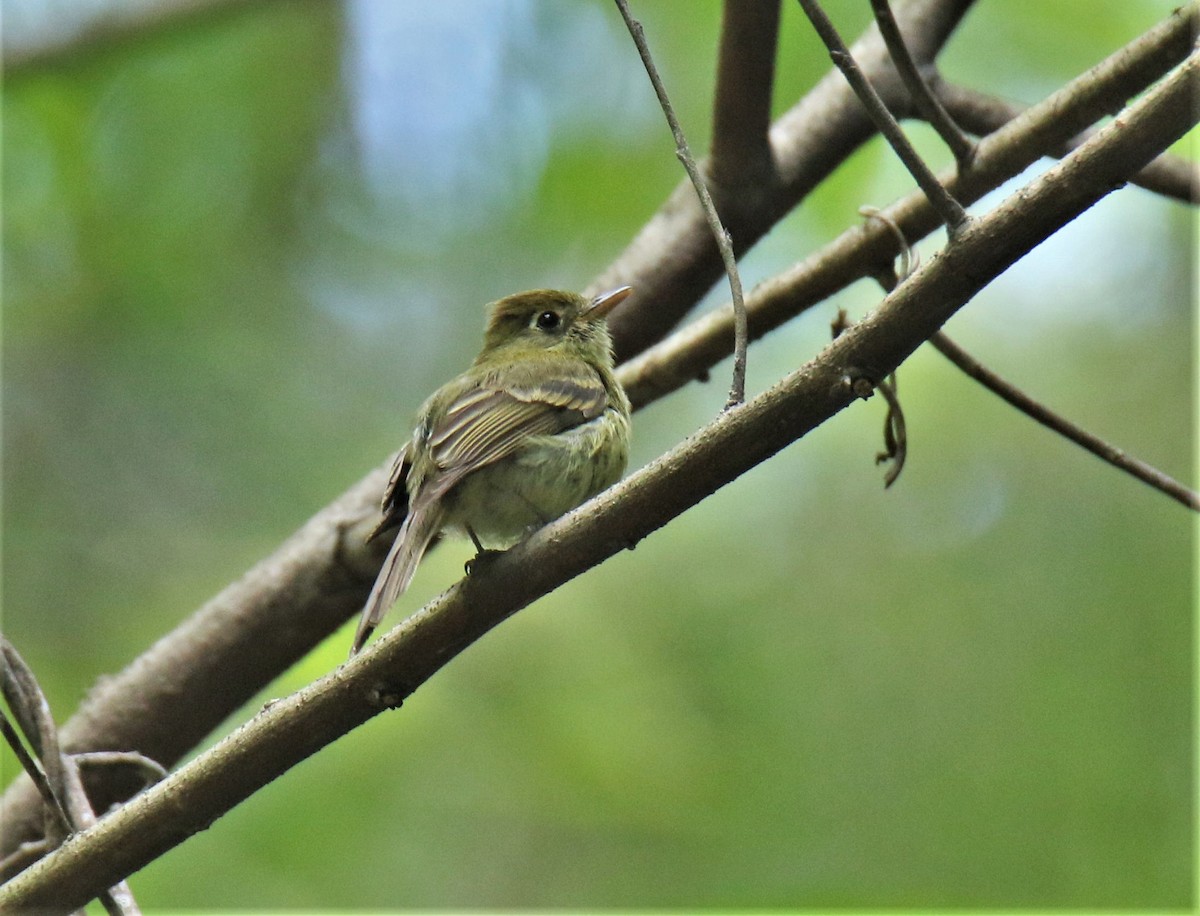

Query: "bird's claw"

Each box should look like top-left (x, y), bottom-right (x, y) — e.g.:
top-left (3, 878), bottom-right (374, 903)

top-left (464, 549), bottom-right (504, 576)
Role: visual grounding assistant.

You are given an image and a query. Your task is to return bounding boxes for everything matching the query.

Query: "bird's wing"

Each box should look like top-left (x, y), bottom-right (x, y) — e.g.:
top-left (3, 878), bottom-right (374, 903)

top-left (429, 366), bottom-right (607, 478)
top-left (375, 362), bottom-right (608, 537)
top-left (367, 442), bottom-right (412, 542)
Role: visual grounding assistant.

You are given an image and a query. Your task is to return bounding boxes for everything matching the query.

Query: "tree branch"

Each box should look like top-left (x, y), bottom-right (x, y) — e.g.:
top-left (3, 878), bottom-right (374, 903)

top-left (0, 714), bottom-right (69, 840)
top-left (868, 0), bottom-right (977, 168)
top-left (0, 469), bottom-right (389, 860)
top-left (1, 642), bottom-right (141, 914)
top-left (932, 79), bottom-right (1200, 204)
top-left (0, 0), bottom-right (975, 853)
top-left (796, 0), bottom-right (970, 234)
top-left (3, 42), bottom-right (1195, 910)
top-left (614, 0), bottom-right (750, 406)
top-left (928, 332), bottom-right (1199, 509)
top-left (710, 0), bottom-right (781, 187)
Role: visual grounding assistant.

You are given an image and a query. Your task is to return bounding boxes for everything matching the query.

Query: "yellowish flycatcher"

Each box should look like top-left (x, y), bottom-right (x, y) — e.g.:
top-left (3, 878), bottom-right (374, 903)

top-left (351, 286), bottom-right (633, 655)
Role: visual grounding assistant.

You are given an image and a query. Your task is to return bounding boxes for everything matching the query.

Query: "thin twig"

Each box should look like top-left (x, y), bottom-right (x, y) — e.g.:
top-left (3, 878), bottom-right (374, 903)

top-left (0, 839), bottom-right (52, 880)
top-left (858, 204), bottom-right (919, 283)
top-left (929, 333), bottom-right (1199, 511)
top-left (56, 753), bottom-right (141, 915)
top-left (854, 206), bottom-right (919, 488)
top-left (75, 751), bottom-right (169, 787)
top-left (1, 641), bottom-right (72, 841)
top-left (1, 640), bottom-right (142, 914)
top-left (832, 305), bottom-right (907, 487)
top-left (614, 0), bottom-right (750, 407)
top-left (932, 79), bottom-right (1200, 204)
top-left (869, 0), bottom-right (976, 168)
top-left (615, 3), bottom-right (1198, 412)
top-left (854, 203), bottom-right (1195, 508)
top-left (595, 0), bottom-right (974, 363)
top-left (0, 711), bottom-right (72, 837)
top-left (796, 0), bottom-right (970, 236)
top-left (873, 377), bottom-right (906, 487)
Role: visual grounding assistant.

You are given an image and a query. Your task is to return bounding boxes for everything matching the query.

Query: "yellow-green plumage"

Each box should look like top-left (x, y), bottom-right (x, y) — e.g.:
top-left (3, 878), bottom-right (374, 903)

top-left (351, 287), bottom-right (632, 655)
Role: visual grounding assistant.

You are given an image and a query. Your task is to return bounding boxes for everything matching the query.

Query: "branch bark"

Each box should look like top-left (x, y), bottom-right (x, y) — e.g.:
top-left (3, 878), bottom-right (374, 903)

top-left (0, 0), bottom-right (971, 855)
top-left (869, 0), bottom-right (976, 167)
top-left (710, 0), bottom-right (781, 186)
top-left (932, 79), bottom-right (1200, 204)
top-left (3, 43), bottom-right (1195, 909)
top-left (0, 469), bottom-right (389, 863)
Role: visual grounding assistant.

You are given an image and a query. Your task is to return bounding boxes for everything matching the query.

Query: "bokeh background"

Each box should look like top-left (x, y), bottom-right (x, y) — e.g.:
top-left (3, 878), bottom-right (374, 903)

top-left (2, 0), bottom-right (1195, 908)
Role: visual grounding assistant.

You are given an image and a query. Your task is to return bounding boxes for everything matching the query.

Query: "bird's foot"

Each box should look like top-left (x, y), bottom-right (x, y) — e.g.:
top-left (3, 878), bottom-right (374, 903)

top-left (464, 548), bottom-right (504, 577)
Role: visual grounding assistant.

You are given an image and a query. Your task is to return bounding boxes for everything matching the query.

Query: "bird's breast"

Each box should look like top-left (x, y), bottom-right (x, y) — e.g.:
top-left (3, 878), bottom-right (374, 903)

top-left (442, 408), bottom-right (629, 547)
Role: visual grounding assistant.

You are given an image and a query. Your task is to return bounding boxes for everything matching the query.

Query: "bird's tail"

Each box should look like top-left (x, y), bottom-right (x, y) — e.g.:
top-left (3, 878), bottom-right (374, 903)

top-left (350, 504), bottom-right (443, 656)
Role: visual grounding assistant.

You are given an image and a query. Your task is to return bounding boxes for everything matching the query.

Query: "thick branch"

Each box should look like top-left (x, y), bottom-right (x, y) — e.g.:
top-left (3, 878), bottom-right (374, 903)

top-left (710, 0), bottom-right (781, 186)
top-left (0, 0), bottom-right (972, 854)
top-left (3, 0), bottom-right (1194, 859)
top-left (2, 44), bottom-right (1195, 910)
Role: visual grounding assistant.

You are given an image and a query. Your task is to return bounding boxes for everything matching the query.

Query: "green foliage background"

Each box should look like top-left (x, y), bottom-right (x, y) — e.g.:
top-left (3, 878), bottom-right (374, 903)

top-left (2, 0), bottom-right (1194, 908)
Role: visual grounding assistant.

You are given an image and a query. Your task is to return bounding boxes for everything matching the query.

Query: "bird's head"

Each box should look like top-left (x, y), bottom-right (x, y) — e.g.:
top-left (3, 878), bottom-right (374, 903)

top-left (477, 287), bottom-right (632, 366)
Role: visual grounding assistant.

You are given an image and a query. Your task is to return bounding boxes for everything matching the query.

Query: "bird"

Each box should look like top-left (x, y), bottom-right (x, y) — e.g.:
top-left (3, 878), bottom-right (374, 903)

top-left (350, 286), bottom-right (633, 656)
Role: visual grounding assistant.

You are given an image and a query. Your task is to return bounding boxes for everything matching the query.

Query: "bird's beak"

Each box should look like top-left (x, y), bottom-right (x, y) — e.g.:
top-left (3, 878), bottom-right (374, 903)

top-left (584, 286), bottom-right (633, 321)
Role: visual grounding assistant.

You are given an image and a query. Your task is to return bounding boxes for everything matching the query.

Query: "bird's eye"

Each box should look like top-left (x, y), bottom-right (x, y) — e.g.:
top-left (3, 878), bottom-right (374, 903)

top-left (535, 310), bottom-right (561, 331)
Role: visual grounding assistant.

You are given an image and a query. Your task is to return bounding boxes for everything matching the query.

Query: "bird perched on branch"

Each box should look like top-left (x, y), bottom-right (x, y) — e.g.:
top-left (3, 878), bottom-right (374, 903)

top-left (351, 286), bottom-right (633, 656)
